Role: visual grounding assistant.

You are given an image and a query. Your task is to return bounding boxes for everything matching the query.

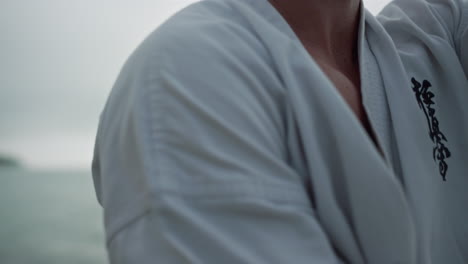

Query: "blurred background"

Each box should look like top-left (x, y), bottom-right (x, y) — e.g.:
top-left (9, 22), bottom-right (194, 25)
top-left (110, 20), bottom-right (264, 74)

top-left (0, 0), bottom-right (390, 263)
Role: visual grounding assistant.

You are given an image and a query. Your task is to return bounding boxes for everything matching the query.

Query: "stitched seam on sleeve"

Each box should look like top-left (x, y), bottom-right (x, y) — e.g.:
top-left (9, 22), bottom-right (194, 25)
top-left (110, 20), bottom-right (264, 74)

top-left (143, 61), bottom-right (165, 200)
top-left (102, 46), bottom-right (168, 246)
top-left (105, 194), bottom-right (152, 246)
top-left (105, 180), bottom-right (313, 247)
top-left (152, 176), bottom-right (311, 205)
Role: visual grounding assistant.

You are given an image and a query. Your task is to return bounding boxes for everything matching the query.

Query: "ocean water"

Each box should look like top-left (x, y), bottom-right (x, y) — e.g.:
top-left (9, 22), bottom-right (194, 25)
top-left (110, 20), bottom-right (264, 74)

top-left (0, 168), bottom-right (108, 264)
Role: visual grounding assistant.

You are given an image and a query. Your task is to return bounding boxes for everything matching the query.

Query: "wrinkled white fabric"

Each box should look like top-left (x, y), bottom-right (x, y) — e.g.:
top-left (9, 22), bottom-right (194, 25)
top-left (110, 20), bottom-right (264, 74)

top-left (92, 0), bottom-right (468, 263)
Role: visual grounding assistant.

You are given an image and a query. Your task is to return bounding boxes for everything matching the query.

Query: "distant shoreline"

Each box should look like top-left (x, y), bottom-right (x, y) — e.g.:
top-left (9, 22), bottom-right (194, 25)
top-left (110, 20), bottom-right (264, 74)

top-left (0, 155), bottom-right (21, 168)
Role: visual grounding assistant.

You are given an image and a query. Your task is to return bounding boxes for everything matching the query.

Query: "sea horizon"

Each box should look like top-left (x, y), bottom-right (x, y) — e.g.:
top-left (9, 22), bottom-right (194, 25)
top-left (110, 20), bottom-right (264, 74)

top-left (0, 168), bottom-right (108, 264)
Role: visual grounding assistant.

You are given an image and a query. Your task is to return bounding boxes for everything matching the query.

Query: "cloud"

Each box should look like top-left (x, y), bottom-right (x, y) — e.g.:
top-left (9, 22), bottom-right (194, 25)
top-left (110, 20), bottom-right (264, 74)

top-left (0, 0), bottom-right (198, 169)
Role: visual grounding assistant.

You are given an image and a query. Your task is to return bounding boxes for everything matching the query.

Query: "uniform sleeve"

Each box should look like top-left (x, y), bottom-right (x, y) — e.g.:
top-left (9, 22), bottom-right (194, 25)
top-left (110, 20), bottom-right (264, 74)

top-left (378, 0), bottom-right (468, 77)
top-left (92, 6), bottom-right (343, 264)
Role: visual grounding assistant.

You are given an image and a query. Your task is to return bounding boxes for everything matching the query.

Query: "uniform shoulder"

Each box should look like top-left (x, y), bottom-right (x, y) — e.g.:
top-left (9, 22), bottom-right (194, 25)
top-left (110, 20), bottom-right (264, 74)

top-left (376, 0), bottom-right (466, 46)
top-left (101, 0), bottom-right (284, 129)
top-left (128, 0), bottom-right (267, 70)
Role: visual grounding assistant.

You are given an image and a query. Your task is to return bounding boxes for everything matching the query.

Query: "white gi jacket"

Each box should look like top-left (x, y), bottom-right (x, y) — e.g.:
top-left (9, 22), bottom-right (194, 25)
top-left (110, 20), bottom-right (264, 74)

top-left (92, 0), bottom-right (468, 263)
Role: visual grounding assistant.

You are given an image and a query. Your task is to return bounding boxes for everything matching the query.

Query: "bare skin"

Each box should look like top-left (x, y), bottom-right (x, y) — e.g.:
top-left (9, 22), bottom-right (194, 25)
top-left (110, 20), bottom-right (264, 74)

top-left (268, 0), bottom-right (383, 153)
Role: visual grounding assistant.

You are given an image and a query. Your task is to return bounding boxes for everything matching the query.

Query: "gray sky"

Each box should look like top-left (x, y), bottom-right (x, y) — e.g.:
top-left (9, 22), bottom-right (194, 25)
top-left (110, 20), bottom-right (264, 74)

top-left (0, 0), bottom-right (391, 170)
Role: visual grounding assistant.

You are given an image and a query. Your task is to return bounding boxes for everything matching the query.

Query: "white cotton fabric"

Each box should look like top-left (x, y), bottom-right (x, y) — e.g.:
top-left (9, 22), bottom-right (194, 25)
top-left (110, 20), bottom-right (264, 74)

top-left (92, 0), bottom-right (468, 263)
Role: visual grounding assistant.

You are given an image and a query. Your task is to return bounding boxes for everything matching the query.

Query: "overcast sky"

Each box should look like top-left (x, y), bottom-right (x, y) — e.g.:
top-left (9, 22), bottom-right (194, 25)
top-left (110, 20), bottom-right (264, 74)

top-left (0, 0), bottom-right (392, 170)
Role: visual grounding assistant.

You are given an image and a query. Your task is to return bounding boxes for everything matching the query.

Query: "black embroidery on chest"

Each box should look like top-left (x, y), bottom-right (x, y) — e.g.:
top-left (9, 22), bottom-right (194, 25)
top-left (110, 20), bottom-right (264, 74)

top-left (411, 77), bottom-right (451, 181)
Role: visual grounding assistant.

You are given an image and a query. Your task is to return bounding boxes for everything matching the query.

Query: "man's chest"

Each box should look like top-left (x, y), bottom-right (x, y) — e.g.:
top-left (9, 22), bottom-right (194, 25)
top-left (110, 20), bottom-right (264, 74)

top-left (318, 62), bottom-right (363, 118)
top-left (316, 61), bottom-right (375, 131)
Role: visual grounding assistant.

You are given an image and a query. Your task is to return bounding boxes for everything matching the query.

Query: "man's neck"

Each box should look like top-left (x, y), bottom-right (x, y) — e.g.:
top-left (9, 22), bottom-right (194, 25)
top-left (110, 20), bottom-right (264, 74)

top-left (268, 0), bottom-right (362, 69)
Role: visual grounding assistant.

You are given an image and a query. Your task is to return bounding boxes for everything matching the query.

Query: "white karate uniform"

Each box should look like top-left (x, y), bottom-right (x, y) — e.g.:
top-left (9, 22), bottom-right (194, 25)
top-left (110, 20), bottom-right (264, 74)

top-left (92, 0), bottom-right (468, 262)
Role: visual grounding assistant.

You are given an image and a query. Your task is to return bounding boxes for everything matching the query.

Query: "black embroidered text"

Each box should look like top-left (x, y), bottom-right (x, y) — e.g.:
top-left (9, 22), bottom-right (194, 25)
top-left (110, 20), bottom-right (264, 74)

top-left (411, 78), bottom-right (451, 181)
